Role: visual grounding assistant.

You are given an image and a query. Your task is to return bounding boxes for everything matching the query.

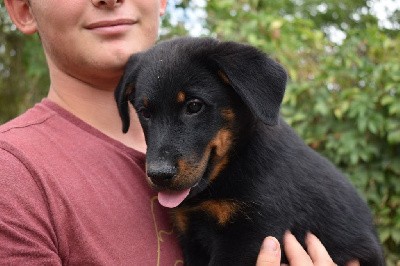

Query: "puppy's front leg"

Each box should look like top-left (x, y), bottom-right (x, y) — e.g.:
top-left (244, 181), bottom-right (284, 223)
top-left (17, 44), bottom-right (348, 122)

top-left (208, 239), bottom-right (262, 266)
top-left (180, 238), bottom-right (210, 266)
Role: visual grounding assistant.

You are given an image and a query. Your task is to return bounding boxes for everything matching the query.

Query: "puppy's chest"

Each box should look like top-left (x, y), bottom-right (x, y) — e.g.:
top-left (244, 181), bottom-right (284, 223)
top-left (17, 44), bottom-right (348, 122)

top-left (170, 200), bottom-right (242, 235)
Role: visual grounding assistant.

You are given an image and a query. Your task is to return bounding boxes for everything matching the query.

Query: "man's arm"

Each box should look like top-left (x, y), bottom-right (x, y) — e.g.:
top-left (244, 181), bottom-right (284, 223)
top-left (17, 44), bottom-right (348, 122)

top-left (0, 147), bottom-right (62, 265)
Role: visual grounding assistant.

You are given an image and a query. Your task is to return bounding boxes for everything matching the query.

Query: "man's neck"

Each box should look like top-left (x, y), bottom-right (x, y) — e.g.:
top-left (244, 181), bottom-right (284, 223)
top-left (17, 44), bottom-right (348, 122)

top-left (47, 63), bottom-right (146, 153)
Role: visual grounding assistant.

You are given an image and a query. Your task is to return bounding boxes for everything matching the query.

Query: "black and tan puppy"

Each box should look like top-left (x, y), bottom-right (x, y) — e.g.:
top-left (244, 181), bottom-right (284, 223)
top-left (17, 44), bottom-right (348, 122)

top-left (115, 37), bottom-right (384, 266)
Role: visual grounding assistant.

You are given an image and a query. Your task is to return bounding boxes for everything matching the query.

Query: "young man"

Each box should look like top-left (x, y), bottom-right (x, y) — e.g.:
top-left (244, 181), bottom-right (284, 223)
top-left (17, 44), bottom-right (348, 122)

top-left (1, 0), bottom-right (352, 265)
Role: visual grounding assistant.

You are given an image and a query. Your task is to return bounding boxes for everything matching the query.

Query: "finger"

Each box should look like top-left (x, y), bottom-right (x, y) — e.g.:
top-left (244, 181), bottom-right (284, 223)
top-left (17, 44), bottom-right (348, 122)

top-left (283, 231), bottom-right (313, 266)
top-left (346, 260), bottom-right (360, 266)
top-left (305, 233), bottom-right (335, 265)
top-left (256, 236), bottom-right (281, 266)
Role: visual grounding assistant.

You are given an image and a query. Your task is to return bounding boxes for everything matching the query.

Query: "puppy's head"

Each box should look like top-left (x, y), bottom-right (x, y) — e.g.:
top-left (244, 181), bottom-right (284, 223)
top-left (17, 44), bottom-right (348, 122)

top-left (115, 37), bottom-right (287, 208)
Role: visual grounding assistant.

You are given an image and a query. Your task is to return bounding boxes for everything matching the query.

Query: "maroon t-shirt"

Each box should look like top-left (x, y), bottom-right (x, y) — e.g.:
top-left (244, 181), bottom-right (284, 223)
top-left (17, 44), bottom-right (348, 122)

top-left (0, 99), bottom-right (183, 265)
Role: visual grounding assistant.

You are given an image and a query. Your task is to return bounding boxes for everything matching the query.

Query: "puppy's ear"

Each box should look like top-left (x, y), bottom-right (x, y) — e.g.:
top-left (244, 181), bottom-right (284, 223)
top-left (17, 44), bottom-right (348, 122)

top-left (114, 54), bottom-right (141, 133)
top-left (210, 42), bottom-right (287, 126)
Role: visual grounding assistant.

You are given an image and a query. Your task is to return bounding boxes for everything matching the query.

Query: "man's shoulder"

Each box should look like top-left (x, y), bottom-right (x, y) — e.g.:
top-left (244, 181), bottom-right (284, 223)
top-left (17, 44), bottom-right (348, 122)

top-left (0, 101), bottom-right (62, 159)
top-left (0, 101), bottom-right (55, 136)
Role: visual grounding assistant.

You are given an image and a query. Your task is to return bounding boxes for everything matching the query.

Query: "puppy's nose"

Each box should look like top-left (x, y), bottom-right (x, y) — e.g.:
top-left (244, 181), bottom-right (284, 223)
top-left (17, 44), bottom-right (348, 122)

top-left (147, 163), bottom-right (177, 184)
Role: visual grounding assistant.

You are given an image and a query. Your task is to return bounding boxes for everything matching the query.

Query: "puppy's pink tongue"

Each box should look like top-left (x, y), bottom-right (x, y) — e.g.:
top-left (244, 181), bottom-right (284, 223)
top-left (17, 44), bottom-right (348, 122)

top-left (158, 189), bottom-right (190, 208)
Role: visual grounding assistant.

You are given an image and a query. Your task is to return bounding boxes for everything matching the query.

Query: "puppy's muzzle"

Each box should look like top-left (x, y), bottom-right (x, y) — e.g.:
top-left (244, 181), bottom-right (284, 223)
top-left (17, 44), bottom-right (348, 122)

top-left (147, 162), bottom-right (177, 187)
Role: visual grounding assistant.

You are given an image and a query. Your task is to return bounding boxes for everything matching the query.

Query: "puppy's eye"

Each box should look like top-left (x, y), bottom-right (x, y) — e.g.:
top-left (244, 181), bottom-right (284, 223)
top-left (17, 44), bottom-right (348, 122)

top-left (185, 99), bottom-right (204, 115)
top-left (138, 107), bottom-right (151, 119)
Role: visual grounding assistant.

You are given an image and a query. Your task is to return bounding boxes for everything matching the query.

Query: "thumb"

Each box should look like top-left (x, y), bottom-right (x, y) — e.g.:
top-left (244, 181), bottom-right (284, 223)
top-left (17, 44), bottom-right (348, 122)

top-left (256, 236), bottom-right (281, 266)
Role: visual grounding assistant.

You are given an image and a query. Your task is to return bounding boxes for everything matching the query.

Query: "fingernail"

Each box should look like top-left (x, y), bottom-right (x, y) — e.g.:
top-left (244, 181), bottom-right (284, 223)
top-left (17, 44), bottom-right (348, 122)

top-left (306, 232), bottom-right (316, 243)
top-left (263, 237), bottom-right (278, 252)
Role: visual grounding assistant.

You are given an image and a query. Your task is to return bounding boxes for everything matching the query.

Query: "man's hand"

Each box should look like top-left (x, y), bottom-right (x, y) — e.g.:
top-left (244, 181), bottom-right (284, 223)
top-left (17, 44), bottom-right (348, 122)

top-left (256, 232), bottom-right (360, 266)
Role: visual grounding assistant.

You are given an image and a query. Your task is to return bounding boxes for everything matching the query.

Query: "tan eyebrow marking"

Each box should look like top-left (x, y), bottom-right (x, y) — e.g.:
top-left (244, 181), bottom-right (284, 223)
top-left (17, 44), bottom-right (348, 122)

top-left (143, 96), bottom-right (149, 107)
top-left (177, 91), bottom-right (186, 103)
top-left (217, 70), bottom-right (230, 85)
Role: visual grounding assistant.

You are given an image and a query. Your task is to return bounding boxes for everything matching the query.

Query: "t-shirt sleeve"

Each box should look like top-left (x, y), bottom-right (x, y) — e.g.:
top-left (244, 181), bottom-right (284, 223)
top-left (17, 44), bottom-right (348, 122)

top-left (0, 147), bottom-right (62, 265)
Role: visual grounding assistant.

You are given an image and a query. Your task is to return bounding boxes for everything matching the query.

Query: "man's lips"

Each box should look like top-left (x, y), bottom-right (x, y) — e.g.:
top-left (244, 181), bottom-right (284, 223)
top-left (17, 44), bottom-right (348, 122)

top-left (85, 19), bottom-right (136, 30)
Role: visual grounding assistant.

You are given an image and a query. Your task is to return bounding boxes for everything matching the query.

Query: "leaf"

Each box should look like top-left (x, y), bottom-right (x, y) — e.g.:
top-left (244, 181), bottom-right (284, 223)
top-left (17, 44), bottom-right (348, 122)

top-left (391, 229), bottom-right (400, 244)
top-left (389, 103), bottom-right (400, 115)
top-left (388, 159), bottom-right (400, 175)
top-left (388, 129), bottom-right (400, 144)
top-left (379, 227), bottom-right (391, 242)
top-left (381, 95), bottom-right (394, 106)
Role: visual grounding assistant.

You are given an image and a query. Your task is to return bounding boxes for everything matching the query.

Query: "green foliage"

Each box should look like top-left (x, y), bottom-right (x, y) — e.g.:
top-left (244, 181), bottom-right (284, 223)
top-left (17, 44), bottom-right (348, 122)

top-left (285, 25), bottom-right (400, 265)
top-left (0, 31), bottom-right (49, 124)
top-left (0, 1), bottom-right (49, 123)
top-left (206, 1), bottom-right (400, 264)
top-left (160, 2), bottom-right (189, 39)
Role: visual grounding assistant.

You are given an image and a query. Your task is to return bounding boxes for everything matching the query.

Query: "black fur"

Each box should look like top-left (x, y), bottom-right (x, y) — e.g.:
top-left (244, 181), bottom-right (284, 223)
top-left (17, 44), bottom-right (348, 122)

top-left (115, 37), bottom-right (384, 266)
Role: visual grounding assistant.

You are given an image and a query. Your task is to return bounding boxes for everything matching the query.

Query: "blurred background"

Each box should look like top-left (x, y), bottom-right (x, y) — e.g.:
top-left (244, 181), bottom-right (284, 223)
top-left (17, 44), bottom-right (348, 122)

top-left (1, 0), bottom-right (399, 264)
